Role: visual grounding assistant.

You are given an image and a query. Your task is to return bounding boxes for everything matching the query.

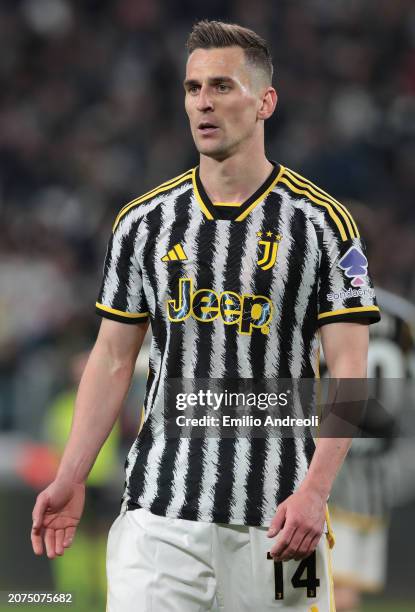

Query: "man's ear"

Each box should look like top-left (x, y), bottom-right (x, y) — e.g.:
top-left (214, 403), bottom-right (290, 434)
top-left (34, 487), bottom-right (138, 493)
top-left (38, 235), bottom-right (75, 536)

top-left (257, 87), bottom-right (278, 121)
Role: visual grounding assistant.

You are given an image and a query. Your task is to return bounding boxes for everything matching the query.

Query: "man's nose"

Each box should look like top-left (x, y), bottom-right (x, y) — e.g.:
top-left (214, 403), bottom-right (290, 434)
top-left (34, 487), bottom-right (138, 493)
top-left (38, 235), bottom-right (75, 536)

top-left (196, 85), bottom-right (213, 112)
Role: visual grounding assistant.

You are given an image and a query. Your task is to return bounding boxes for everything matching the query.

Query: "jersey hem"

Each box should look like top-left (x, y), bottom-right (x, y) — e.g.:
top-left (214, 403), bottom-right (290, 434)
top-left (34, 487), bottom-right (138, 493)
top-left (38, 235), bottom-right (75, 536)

top-left (126, 500), bottom-right (274, 527)
top-left (96, 305), bottom-right (149, 324)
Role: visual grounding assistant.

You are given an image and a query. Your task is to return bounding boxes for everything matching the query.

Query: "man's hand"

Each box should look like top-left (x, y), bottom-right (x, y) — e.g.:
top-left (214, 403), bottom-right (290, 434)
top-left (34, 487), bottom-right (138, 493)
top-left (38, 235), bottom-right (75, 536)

top-left (31, 479), bottom-right (85, 559)
top-left (267, 487), bottom-right (326, 562)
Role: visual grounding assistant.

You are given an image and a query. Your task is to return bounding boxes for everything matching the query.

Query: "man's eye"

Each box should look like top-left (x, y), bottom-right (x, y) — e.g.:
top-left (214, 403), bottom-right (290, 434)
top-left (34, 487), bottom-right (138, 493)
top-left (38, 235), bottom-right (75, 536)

top-left (189, 85), bottom-right (199, 94)
top-left (217, 83), bottom-right (230, 92)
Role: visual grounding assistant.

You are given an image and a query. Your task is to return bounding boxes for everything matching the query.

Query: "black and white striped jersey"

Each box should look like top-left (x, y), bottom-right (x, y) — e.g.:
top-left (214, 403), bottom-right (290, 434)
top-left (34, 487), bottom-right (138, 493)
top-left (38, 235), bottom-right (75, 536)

top-left (96, 162), bottom-right (380, 526)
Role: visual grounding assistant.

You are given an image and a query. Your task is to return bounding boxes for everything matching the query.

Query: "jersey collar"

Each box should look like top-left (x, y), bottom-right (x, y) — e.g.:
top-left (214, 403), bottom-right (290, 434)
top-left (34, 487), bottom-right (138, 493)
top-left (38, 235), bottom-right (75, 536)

top-left (192, 161), bottom-right (283, 221)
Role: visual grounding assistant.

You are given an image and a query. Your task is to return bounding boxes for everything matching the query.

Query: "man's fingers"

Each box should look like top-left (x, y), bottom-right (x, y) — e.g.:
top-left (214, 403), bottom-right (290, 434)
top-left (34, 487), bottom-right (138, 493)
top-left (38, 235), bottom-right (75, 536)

top-left (267, 504), bottom-right (286, 538)
top-left (278, 530), bottom-right (306, 562)
top-left (304, 533), bottom-right (322, 557)
top-left (64, 526), bottom-right (76, 548)
top-left (272, 527), bottom-right (324, 561)
top-left (31, 526), bottom-right (44, 556)
top-left (32, 523), bottom-right (77, 557)
top-left (276, 524), bottom-right (323, 561)
top-left (269, 523), bottom-right (296, 558)
top-left (55, 529), bottom-right (65, 556)
top-left (293, 533), bottom-right (313, 561)
top-left (32, 493), bottom-right (49, 529)
top-left (45, 528), bottom-right (56, 559)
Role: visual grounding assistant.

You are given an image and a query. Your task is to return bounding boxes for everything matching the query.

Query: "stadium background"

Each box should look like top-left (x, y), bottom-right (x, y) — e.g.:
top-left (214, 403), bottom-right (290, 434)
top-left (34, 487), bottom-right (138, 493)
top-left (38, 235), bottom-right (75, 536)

top-left (0, 1), bottom-right (414, 610)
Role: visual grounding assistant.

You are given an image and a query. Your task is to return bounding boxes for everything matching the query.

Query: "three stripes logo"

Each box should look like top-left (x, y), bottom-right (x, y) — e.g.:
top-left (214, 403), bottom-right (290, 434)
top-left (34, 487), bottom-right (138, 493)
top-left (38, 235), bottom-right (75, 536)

top-left (161, 243), bottom-right (188, 262)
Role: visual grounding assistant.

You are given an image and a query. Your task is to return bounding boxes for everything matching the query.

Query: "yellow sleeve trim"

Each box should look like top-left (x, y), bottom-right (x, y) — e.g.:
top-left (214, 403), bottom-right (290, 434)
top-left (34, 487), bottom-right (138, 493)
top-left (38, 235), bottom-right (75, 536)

top-left (318, 305), bottom-right (380, 320)
top-left (113, 171), bottom-right (193, 231)
top-left (96, 302), bottom-right (149, 318)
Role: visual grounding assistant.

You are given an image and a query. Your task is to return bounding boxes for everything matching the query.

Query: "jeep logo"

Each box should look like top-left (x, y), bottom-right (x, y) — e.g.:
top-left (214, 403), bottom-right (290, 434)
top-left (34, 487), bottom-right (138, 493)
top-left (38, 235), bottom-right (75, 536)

top-left (167, 278), bottom-right (273, 335)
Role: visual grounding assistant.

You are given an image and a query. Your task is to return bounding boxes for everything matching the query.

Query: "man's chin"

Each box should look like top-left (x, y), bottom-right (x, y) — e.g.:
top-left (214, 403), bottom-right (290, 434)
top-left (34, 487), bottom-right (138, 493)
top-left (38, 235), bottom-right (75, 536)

top-left (195, 142), bottom-right (230, 161)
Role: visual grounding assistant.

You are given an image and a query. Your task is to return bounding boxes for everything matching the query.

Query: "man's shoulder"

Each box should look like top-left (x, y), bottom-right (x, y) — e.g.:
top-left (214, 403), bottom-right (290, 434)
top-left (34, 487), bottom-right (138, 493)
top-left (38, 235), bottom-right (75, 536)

top-left (275, 165), bottom-right (358, 241)
top-left (276, 165), bottom-right (341, 208)
top-left (112, 168), bottom-right (194, 233)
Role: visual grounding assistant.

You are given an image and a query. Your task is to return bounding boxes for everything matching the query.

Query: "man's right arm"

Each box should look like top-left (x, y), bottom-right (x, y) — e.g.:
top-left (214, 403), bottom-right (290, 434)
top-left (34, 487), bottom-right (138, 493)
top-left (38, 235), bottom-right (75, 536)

top-left (55, 318), bottom-right (148, 484)
top-left (31, 318), bottom-right (148, 558)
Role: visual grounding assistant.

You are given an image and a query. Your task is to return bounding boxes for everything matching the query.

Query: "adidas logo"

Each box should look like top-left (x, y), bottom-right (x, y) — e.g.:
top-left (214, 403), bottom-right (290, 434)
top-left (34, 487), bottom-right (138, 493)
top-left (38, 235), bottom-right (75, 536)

top-left (161, 243), bottom-right (188, 262)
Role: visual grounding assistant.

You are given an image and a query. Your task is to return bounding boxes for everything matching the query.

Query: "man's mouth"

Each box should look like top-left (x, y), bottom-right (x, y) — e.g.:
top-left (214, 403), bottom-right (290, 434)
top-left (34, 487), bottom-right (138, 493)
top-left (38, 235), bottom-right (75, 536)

top-left (198, 122), bottom-right (219, 135)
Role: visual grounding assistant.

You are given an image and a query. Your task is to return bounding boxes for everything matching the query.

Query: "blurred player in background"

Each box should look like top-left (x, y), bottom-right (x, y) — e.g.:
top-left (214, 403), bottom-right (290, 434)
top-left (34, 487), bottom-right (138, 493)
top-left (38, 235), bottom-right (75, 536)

top-left (330, 288), bottom-right (415, 611)
top-left (31, 20), bottom-right (380, 611)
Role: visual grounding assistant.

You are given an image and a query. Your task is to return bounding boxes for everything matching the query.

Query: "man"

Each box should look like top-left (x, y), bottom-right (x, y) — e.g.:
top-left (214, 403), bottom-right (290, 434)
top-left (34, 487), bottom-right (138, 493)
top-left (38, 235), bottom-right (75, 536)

top-left (31, 20), bottom-right (380, 611)
top-left (329, 287), bottom-right (415, 611)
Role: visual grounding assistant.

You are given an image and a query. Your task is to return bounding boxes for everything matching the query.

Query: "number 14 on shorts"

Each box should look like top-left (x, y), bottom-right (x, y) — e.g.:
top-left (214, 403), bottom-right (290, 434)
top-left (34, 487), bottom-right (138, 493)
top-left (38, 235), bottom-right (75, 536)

top-left (267, 551), bottom-right (320, 600)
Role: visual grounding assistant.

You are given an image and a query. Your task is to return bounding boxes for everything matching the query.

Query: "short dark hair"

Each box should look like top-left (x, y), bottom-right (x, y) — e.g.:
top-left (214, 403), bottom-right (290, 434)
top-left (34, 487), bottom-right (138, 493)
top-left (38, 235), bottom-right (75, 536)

top-left (186, 20), bottom-right (273, 84)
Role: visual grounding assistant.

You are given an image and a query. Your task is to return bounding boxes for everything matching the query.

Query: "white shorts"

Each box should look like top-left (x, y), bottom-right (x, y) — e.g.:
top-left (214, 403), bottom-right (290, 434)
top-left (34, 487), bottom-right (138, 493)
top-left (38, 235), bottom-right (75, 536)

top-left (330, 507), bottom-right (388, 592)
top-left (106, 507), bottom-right (335, 611)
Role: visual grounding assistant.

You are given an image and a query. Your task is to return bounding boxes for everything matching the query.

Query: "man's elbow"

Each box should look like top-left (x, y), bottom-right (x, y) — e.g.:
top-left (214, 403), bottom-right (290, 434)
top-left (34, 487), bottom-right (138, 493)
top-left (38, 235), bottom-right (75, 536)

top-left (91, 339), bottom-right (137, 381)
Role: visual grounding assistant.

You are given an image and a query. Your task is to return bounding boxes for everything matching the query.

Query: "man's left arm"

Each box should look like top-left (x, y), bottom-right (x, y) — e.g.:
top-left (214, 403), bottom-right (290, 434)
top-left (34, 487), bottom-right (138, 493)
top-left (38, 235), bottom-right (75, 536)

top-left (267, 321), bottom-right (369, 561)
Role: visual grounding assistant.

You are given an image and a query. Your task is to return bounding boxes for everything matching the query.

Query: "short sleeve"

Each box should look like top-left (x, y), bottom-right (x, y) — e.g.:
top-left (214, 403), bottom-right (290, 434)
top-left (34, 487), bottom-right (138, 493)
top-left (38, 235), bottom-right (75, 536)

top-left (318, 222), bottom-right (381, 327)
top-left (95, 220), bottom-right (149, 325)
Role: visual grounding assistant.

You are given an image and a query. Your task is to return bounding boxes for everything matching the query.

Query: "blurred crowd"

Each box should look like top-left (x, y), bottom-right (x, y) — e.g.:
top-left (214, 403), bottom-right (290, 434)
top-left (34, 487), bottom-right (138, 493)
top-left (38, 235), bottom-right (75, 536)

top-left (0, 0), bottom-right (415, 431)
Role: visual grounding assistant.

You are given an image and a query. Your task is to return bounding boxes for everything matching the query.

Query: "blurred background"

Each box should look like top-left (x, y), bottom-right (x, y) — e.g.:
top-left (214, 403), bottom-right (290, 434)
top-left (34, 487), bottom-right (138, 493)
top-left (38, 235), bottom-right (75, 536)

top-left (0, 0), bottom-right (414, 611)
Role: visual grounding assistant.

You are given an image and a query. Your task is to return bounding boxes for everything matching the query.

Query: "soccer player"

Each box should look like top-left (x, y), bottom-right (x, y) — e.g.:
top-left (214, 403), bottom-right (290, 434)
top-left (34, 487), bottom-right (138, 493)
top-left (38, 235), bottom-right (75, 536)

top-left (31, 20), bottom-right (380, 611)
top-left (329, 287), bottom-right (415, 611)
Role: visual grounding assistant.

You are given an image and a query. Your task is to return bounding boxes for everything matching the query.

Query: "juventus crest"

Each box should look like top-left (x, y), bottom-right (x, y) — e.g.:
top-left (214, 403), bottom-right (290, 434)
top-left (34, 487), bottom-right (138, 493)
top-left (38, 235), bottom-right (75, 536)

top-left (256, 231), bottom-right (281, 270)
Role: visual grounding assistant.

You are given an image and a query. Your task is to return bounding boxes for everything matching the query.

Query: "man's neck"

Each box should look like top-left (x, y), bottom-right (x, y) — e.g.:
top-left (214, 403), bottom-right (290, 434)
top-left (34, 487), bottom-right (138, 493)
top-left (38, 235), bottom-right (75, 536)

top-left (199, 148), bottom-right (274, 204)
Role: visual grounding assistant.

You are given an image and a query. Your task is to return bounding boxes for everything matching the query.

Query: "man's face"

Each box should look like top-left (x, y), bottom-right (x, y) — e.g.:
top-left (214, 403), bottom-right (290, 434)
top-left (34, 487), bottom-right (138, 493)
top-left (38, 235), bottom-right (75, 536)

top-left (184, 47), bottom-right (264, 160)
